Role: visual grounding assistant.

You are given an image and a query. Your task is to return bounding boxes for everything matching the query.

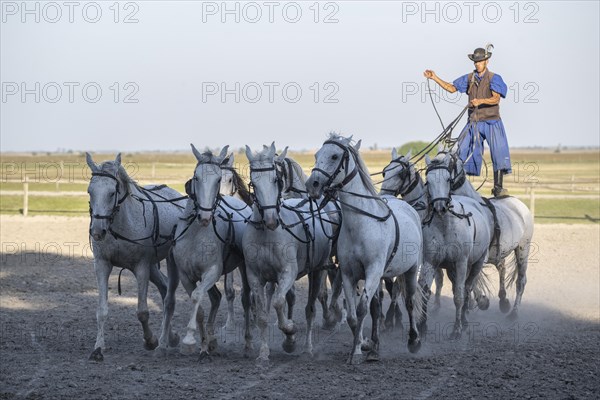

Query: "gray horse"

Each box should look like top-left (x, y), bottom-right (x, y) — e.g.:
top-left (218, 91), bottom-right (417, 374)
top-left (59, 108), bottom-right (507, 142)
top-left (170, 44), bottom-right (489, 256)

top-left (158, 145), bottom-right (253, 358)
top-left (441, 148), bottom-right (535, 318)
top-left (306, 134), bottom-right (424, 364)
top-left (86, 153), bottom-right (184, 361)
top-left (243, 143), bottom-right (335, 360)
top-left (381, 149), bottom-right (493, 337)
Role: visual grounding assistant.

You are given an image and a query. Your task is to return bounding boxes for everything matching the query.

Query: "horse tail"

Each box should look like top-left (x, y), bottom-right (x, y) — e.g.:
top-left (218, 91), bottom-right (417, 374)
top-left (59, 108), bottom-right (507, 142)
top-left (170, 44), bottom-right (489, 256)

top-left (397, 270), bottom-right (426, 325)
top-left (504, 253), bottom-right (519, 290)
top-left (473, 265), bottom-right (494, 302)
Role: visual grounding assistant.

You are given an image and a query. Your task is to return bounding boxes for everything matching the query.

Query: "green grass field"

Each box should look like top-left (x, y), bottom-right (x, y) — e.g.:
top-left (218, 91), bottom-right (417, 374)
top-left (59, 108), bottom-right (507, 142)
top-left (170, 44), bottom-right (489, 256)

top-left (1, 149), bottom-right (598, 223)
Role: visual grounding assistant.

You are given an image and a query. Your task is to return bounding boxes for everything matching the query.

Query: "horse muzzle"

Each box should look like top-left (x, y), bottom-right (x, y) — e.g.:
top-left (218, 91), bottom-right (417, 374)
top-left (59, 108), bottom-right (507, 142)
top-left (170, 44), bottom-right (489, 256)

top-left (198, 211), bottom-right (212, 227)
top-left (305, 175), bottom-right (324, 199)
top-left (90, 228), bottom-right (107, 241)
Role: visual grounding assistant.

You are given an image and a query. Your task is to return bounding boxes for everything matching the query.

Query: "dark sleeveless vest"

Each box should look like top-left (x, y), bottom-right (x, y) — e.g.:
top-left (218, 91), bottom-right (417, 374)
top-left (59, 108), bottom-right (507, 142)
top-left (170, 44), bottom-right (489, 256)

top-left (467, 70), bottom-right (501, 121)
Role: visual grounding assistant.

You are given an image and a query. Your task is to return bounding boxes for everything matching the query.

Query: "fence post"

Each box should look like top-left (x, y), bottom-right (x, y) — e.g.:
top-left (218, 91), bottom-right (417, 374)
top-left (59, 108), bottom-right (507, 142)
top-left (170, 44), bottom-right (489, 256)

top-left (23, 177), bottom-right (29, 217)
top-left (529, 185), bottom-right (535, 217)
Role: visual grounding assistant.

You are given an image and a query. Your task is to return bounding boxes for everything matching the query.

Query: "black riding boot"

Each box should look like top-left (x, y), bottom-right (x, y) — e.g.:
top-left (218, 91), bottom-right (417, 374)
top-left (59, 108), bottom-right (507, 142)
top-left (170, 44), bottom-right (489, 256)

top-left (492, 170), bottom-right (508, 197)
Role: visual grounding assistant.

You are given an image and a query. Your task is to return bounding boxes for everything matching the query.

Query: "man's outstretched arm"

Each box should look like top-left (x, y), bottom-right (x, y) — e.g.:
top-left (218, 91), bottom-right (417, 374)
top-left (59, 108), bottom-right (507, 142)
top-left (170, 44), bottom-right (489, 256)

top-left (423, 69), bottom-right (457, 93)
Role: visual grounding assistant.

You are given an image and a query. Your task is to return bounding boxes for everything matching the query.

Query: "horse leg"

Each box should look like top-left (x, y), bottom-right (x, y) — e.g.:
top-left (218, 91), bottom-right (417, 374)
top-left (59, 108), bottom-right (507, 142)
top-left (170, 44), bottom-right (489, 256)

top-left (265, 281), bottom-right (275, 322)
top-left (431, 268), bottom-right (444, 314)
top-left (403, 266), bottom-right (422, 353)
top-left (323, 268), bottom-right (343, 330)
top-left (223, 271), bottom-right (236, 330)
top-left (341, 269), bottom-right (358, 337)
top-left (237, 263), bottom-right (254, 358)
top-left (348, 270), bottom-right (380, 365)
top-left (133, 263), bottom-right (158, 351)
top-left (247, 268), bottom-right (268, 361)
top-left (509, 243), bottom-right (530, 320)
top-left (497, 259), bottom-right (511, 313)
top-left (150, 260), bottom-right (178, 347)
top-left (205, 285), bottom-right (222, 357)
top-left (89, 259), bottom-right (112, 361)
top-left (383, 278), bottom-right (397, 330)
top-left (417, 262), bottom-right (436, 336)
top-left (449, 261), bottom-right (468, 340)
top-left (191, 267), bottom-right (221, 358)
top-left (366, 292), bottom-right (381, 362)
top-left (305, 270), bottom-right (325, 356)
top-left (158, 252), bottom-right (179, 351)
top-left (463, 256), bottom-right (486, 327)
top-left (286, 284), bottom-right (296, 321)
top-left (273, 267), bottom-right (298, 354)
top-left (317, 269), bottom-right (330, 328)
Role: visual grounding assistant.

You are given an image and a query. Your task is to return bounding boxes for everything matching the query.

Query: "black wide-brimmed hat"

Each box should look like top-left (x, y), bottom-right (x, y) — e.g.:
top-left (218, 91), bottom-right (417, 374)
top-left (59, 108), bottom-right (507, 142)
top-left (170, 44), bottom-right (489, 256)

top-left (468, 47), bottom-right (492, 62)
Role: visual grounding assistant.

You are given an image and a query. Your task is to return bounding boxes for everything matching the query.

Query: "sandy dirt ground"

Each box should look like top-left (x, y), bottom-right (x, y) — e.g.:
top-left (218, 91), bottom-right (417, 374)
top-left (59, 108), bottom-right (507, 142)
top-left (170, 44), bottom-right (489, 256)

top-left (1, 215), bottom-right (599, 399)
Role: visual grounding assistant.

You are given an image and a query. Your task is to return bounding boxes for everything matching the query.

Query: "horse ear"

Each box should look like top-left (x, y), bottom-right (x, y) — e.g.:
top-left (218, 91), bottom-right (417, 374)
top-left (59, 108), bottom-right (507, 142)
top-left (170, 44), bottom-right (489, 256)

top-left (115, 153), bottom-right (122, 166)
top-left (222, 153), bottom-right (234, 167)
top-left (245, 145), bottom-right (254, 162)
top-left (86, 152), bottom-right (99, 172)
top-left (218, 145), bottom-right (229, 160)
top-left (354, 140), bottom-right (362, 151)
top-left (190, 143), bottom-right (202, 162)
top-left (276, 146), bottom-right (289, 162)
top-left (405, 149), bottom-right (413, 160)
top-left (425, 154), bottom-right (431, 166)
top-left (391, 147), bottom-right (398, 159)
top-left (269, 142), bottom-right (276, 157)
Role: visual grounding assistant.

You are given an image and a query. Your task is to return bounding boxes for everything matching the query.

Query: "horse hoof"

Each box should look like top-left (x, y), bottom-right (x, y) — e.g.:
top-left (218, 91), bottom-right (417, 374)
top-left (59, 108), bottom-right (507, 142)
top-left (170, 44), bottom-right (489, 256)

top-left (281, 322), bottom-right (297, 336)
top-left (507, 310), bottom-right (518, 321)
top-left (347, 354), bottom-right (363, 365)
top-left (208, 339), bottom-right (218, 353)
top-left (282, 338), bottom-right (296, 354)
top-left (478, 296), bottom-right (490, 311)
top-left (169, 333), bottom-right (180, 348)
top-left (154, 346), bottom-right (168, 358)
top-left (198, 351), bottom-right (212, 362)
top-left (89, 347), bottom-right (104, 362)
top-left (499, 298), bottom-right (511, 313)
top-left (366, 350), bottom-right (380, 362)
top-left (360, 339), bottom-right (374, 352)
top-left (408, 338), bottom-right (421, 354)
top-left (179, 341), bottom-right (196, 355)
top-left (144, 336), bottom-right (159, 351)
top-left (449, 330), bottom-right (461, 341)
top-left (300, 350), bottom-right (314, 360)
top-left (322, 317), bottom-right (337, 331)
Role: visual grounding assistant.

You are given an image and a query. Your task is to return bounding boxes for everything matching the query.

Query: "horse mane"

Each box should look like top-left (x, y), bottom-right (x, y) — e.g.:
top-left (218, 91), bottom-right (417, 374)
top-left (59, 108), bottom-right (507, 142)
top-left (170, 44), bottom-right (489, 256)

top-left (328, 133), bottom-right (378, 196)
top-left (231, 168), bottom-right (253, 205)
top-left (285, 156), bottom-right (308, 184)
top-left (98, 160), bottom-right (137, 195)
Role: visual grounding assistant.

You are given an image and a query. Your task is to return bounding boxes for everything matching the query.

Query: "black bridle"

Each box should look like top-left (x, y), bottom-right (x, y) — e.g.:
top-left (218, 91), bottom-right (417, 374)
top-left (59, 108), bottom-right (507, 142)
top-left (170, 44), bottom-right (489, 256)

top-left (425, 151), bottom-right (467, 207)
top-left (379, 157), bottom-right (417, 198)
top-left (185, 160), bottom-right (225, 216)
top-left (89, 172), bottom-right (129, 223)
top-left (311, 140), bottom-right (359, 194)
top-left (248, 163), bottom-right (285, 222)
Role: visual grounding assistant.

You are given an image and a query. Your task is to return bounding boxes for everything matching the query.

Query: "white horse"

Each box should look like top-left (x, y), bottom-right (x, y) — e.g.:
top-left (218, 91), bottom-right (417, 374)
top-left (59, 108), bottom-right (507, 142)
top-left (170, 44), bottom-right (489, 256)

top-left (381, 149), bottom-right (493, 334)
top-left (441, 148), bottom-right (534, 318)
top-left (306, 134), bottom-right (424, 364)
top-left (243, 143), bottom-right (335, 360)
top-left (86, 153), bottom-right (184, 361)
top-left (380, 149), bottom-right (492, 313)
top-left (158, 145), bottom-right (253, 358)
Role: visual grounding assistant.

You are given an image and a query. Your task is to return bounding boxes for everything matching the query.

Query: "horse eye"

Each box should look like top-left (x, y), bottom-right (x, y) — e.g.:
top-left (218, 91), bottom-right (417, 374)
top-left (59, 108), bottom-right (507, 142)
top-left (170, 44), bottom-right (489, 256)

top-left (332, 154), bottom-right (339, 161)
top-left (382, 172), bottom-right (386, 178)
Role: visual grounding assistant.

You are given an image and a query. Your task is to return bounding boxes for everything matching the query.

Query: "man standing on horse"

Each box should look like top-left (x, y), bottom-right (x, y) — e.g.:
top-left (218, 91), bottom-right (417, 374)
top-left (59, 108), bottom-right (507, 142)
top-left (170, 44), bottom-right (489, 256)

top-left (424, 44), bottom-right (511, 197)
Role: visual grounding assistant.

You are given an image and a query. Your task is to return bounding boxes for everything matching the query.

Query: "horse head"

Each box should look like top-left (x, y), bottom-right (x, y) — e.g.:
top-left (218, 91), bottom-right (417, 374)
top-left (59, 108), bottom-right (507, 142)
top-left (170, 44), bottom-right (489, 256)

top-left (245, 142), bottom-right (287, 231)
top-left (424, 149), bottom-right (458, 215)
top-left (380, 148), bottom-right (416, 197)
top-left (188, 144), bottom-right (230, 227)
top-left (306, 134), bottom-right (361, 199)
top-left (86, 152), bottom-right (129, 241)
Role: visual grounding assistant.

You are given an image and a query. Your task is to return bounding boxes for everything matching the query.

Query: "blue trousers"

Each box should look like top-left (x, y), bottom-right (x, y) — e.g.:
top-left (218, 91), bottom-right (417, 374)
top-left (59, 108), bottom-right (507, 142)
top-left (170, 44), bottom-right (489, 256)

top-left (457, 119), bottom-right (512, 176)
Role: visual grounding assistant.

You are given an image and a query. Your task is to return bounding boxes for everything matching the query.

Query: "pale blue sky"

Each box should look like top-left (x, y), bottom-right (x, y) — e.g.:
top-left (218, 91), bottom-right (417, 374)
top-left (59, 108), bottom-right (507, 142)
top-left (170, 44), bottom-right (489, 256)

top-left (1, 0), bottom-right (599, 152)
